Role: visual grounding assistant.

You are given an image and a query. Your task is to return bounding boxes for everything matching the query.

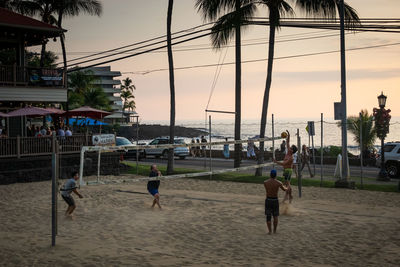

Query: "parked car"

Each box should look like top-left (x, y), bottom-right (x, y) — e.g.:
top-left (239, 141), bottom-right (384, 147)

top-left (116, 136), bottom-right (144, 159)
top-left (376, 142), bottom-right (400, 178)
top-left (144, 137), bottom-right (189, 159)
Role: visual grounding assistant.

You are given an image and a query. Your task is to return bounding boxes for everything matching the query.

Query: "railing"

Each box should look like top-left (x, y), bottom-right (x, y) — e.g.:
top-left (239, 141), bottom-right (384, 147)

top-left (0, 64), bottom-right (65, 87)
top-left (0, 134), bottom-right (92, 158)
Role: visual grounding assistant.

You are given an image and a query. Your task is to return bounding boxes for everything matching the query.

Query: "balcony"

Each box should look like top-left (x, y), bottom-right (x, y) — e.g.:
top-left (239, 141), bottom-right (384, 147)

top-left (0, 64), bottom-right (67, 102)
top-left (0, 64), bottom-right (65, 87)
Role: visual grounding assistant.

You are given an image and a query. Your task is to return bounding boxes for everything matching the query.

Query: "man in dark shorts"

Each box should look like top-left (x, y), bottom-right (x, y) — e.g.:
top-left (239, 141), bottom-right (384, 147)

top-left (147, 164), bottom-right (162, 209)
top-left (60, 171), bottom-right (83, 217)
top-left (273, 130), bottom-right (297, 203)
top-left (264, 169), bottom-right (287, 234)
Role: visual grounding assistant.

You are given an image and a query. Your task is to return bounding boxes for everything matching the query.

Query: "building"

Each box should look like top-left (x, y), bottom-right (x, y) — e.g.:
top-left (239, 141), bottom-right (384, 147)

top-left (0, 8), bottom-right (66, 136)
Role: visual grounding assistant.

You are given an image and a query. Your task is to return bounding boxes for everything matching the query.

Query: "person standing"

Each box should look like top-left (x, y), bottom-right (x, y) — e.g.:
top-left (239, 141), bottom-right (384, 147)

top-left (247, 139), bottom-right (256, 159)
top-left (264, 169), bottom-right (287, 234)
top-left (273, 130), bottom-right (297, 203)
top-left (190, 138), bottom-right (197, 157)
top-left (65, 127), bottom-right (72, 136)
top-left (201, 136), bottom-right (207, 157)
top-left (223, 137), bottom-right (230, 159)
top-left (147, 164), bottom-right (162, 209)
top-left (60, 171), bottom-right (83, 218)
top-left (300, 144), bottom-right (314, 177)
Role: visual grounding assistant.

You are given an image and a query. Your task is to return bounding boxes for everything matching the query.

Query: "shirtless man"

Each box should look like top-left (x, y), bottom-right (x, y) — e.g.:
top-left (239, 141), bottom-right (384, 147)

top-left (264, 169), bottom-right (287, 234)
top-left (273, 130), bottom-right (297, 203)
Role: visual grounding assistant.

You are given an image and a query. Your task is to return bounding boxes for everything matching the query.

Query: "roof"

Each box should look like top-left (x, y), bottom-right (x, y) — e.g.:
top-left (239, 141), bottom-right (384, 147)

top-left (0, 8), bottom-right (65, 33)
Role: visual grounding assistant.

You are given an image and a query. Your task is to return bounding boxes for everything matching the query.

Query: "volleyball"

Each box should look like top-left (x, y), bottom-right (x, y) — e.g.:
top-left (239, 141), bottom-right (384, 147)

top-left (281, 132), bottom-right (288, 138)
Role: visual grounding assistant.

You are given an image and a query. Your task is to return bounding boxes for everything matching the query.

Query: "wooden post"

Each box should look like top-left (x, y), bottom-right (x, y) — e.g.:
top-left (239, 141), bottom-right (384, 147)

top-left (17, 135), bottom-right (21, 158)
top-left (320, 113), bottom-right (324, 186)
top-left (297, 129), bottom-right (302, 198)
top-left (272, 114), bottom-right (275, 168)
top-left (359, 112), bottom-right (364, 189)
top-left (51, 134), bottom-right (57, 246)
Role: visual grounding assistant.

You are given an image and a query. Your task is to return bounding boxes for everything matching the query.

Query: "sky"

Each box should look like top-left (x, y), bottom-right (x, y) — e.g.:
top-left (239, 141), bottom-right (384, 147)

top-left (44, 0), bottom-right (400, 122)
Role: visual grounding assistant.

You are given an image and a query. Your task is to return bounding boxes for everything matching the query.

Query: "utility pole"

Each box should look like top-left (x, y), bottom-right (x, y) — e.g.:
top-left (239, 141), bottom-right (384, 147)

top-left (339, 0), bottom-right (349, 181)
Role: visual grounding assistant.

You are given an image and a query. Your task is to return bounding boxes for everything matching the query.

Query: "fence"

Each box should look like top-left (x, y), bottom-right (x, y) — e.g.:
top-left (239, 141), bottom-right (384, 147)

top-left (0, 134), bottom-right (92, 158)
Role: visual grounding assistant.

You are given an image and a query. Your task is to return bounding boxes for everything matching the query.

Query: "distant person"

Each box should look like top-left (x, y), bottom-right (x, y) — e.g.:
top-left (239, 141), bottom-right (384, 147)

top-left (273, 130), bottom-right (297, 203)
top-left (223, 138), bottom-right (230, 159)
top-left (280, 140), bottom-right (286, 153)
top-left (264, 169), bottom-right (287, 234)
top-left (247, 139), bottom-right (256, 159)
top-left (57, 127), bottom-right (65, 137)
top-left (40, 126), bottom-right (47, 136)
top-left (65, 127), bottom-right (72, 136)
top-left (190, 138), bottom-right (197, 157)
top-left (292, 150), bottom-right (299, 179)
top-left (201, 136), bottom-right (207, 157)
top-left (147, 164), bottom-right (162, 209)
top-left (196, 138), bottom-right (201, 157)
top-left (300, 144), bottom-right (314, 177)
top-left (60, 171), bottom-right (83, 218)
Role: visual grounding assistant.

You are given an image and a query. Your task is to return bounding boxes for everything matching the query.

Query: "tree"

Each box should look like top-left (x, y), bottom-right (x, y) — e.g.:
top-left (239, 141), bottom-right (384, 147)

top-left (196, 0), bottom-right (257, 168)
top-left (166, 0), bottom-right (176, 175)
top-left (255, 0), bottom-right (360, 176)
top-left (67, 69), bottom-right (110, 111)
top-left (120, 77), bottom-right (136, 122)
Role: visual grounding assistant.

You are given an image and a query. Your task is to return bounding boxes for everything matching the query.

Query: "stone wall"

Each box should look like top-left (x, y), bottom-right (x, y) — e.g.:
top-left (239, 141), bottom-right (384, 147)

top-left (0, 152), bottom-right (121, 185)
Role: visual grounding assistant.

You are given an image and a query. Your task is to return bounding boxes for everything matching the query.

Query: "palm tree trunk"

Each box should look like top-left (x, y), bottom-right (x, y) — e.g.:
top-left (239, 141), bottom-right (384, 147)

top-left (256, 24), bottom-right (276, 176)
top-left (233, 0), bottom-right (242, 168)
top-left (167, 0), bottom-right (175, 175)
top-left (58, 6), bottom-right (69, 125)
top-left (40, 42), bottom-right (47, 67)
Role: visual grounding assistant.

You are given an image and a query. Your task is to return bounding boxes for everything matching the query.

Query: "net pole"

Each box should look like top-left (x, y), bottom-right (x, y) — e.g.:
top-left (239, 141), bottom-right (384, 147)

top-left (297, 128), bottom-right (302, 198)
top-left (209, 115), bottom-right (212, 179)
top-left (272, 114), bottom-right (275, 168)
top-left (359, 112), bottom-right (364, 189)
top-left (79, 148), bottom-right (85, 186)
top-left (320, 113), bottom-right (324, 186)
top-left (97, 150), bottom-right (101, 182)
top-left (51, 135), bottom-right (57, 246)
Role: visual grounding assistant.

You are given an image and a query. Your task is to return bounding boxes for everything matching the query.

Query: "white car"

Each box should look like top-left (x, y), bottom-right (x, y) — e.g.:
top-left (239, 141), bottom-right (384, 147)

top-left (376, 142), bottom-right (400, 178)
top-left (144, 137), bottom-right (189, 159)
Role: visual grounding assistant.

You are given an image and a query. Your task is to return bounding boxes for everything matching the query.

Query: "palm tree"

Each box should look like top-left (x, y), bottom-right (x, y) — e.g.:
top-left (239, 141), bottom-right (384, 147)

top-left (338, 109), bottom-right (376, 159)
top-left (121, 77), bottom-right (136, 93)
top-left (68, 69), bottom-right (98, 94)
top-left (126, 100), bottom-right (136, 112)
top-left (196, 0), bottom-right (257, 168)
top-left (255, 0), bottom-right (360, 176)
top-left (82, 87), bottom-right (110, 110)
top-left (166, 0), bottom-right (176, 175)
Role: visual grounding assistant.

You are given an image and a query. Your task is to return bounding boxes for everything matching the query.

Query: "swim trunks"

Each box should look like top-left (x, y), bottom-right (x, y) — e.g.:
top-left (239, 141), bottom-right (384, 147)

top-left (283, 168), bottom-right (293, 181)
top-left (265, 197), bottom-right (279, 221)
top-left (148, 188), bottom-right (159, 196)
top-left (62, 195), bottom-right (75, 207)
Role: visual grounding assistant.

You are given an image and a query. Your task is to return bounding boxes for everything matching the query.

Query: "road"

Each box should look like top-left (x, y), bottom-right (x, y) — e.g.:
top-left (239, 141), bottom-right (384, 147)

top-left (127, 156), bottom-right (399, 185)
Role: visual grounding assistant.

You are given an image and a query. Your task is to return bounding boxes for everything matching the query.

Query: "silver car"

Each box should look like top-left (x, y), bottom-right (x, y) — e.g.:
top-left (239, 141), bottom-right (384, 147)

top-left (144, 137), bottom-right (189, 159)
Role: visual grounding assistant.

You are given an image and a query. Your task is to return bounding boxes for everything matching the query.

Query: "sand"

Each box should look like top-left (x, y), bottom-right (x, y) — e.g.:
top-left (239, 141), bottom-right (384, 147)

top-left (0, 176), bottom-right (399, 266)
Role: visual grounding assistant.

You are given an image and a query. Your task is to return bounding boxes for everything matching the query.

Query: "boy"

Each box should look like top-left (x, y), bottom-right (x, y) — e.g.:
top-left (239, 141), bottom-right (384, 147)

top-left (61, 171), bottom-right (83, 217)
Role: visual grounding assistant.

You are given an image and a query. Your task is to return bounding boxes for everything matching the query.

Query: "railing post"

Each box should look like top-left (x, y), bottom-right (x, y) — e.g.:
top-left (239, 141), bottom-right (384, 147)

top-left (13, 63), bottom-right (17, 86)
top-left (17, 135), bottom-right (21, 159)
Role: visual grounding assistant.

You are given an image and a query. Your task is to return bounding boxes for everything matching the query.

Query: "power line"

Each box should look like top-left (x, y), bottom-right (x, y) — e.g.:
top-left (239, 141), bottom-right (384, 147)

top-left (122, 41), bottom-right (400, 75)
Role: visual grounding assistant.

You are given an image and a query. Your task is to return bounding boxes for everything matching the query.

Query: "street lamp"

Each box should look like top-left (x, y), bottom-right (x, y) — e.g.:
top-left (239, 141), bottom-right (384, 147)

top-left (374, 92), bottom-right (391, 181)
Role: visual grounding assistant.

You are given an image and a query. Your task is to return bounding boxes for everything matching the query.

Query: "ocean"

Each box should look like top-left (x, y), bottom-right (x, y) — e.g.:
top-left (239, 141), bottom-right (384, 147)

top-left (142, 117), bottom-right (400, 154)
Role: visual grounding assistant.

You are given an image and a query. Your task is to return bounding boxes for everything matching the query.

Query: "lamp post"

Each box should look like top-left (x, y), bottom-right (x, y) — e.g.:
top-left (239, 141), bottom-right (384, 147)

top-left (374, 92), bottom-right (391, 181)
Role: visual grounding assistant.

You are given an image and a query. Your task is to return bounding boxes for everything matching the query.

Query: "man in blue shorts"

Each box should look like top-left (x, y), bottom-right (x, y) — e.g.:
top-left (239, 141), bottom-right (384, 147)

top-left (264, 169), bottom-right (287, 234)
top-left (61, 171), bottom-right (83, 217)
top-left (147, 164), bottom-right (162, 209)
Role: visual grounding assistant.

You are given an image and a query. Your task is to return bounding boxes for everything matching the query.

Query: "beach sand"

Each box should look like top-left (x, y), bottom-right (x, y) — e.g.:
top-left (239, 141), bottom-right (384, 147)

top-left (0, 176), bottom-right (399, 266)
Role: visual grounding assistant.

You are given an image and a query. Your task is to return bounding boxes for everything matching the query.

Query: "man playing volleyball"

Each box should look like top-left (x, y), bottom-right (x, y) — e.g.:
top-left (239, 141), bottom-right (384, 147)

top-left (147, 165), bottom-right (162, 209)
top-left (60, 171), bottom-right (83, 218)
top-left (273, 130), bottom-right (297, 203)
top-left (264, 169), bottom-right (287, 234)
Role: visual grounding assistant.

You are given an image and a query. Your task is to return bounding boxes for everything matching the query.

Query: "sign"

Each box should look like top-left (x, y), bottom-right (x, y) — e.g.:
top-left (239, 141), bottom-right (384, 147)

top-left (307, 121), bottom-right (315, 136)
top-left (334, 102), bottom-right (342, 120)
top-left (92, 134), bottom-right (115, 146)
top-left (28, 68), bottom-right (64, 87)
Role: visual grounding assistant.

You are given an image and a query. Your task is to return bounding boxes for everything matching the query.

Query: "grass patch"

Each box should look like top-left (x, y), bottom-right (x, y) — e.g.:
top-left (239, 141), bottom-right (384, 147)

top-left (122, 162), bottom-right (398, 193)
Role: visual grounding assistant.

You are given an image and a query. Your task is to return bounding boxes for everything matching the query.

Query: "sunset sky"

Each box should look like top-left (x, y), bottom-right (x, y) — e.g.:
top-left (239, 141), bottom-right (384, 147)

top-left (45, 0), bottom-right (400, 121)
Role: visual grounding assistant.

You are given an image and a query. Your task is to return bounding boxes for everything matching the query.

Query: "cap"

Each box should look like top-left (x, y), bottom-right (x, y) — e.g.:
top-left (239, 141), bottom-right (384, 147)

top-left (270, 169), bottom-right (277, 178)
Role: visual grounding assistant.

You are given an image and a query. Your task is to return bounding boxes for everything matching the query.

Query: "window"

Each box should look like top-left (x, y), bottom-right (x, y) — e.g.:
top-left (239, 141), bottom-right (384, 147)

top-left (383, 145), bottom-right (396, 152)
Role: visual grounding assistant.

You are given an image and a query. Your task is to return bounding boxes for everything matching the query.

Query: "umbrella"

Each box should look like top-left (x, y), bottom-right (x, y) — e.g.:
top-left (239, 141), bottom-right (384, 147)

top-left (67, 106), bottom-right (111, 120)
top-left (0, 111), bottom-right (10, 118)
top-left (7, 106), bottom-right (53, 117)
top-left (45, 107), bottom-right (66, 115)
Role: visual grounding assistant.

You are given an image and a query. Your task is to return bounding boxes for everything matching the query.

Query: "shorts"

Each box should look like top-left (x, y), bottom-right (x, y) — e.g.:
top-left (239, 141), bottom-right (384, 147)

top-left (283, 168), bottom-right (293, 181)
top-left (148, 188), bottom-right (159, 196)
top-left (62, 195), bottom-right (75, 207)
top-left (265, 197), bottom-right (279, 221)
